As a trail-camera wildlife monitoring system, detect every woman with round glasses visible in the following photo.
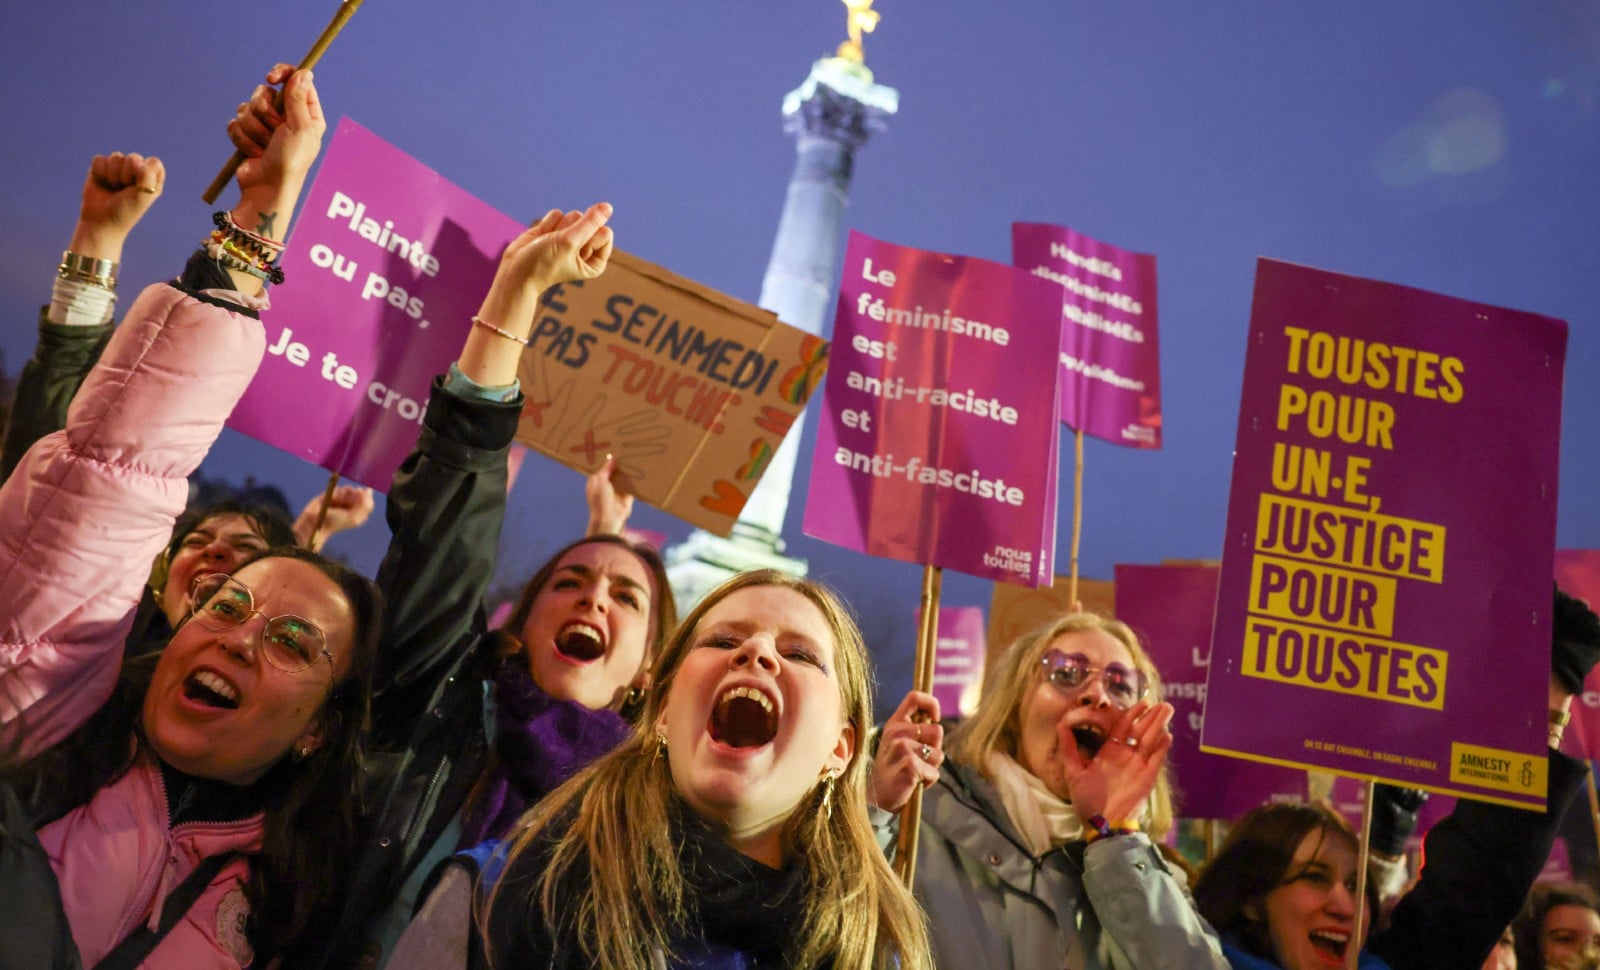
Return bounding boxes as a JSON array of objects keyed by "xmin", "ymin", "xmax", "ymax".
[
  {"xmin": 869, "ymin": 611, "xmax": 1227, "ymax": 968},
  {"xmin": 0, "ymin": 67, "xmax": 393, "ymax": 968}
]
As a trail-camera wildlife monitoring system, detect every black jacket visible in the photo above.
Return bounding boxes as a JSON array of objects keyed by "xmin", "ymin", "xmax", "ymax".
[
  {"xmin": 318, "ymin": 379, "xmax": 522, "ymax": 968},
  {"xmin": 1370, "ymin": 748, "xmax": 1589, "ymax": 970},
  {"xmin": 0, "ymin": 309, "xmax": 113, "ymax": 483}
]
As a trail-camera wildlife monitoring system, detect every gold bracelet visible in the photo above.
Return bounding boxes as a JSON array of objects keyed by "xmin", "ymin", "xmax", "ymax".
[
  {"xmin": 471, "ymin": 315, "xmax": 530, "ymax": 346},
  {"xmin": 1551, "ymin": 708, "xmax": 1572, "ymax": 727},
  {"xmin": 58, "ymin": 250, "xmax": 118, "ymax": 288}
]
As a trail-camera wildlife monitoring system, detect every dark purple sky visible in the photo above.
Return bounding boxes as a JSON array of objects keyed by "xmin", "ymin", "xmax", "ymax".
[{"xmin": 4, "ymin": 2, "xmax": 1596, "ymax": 707}]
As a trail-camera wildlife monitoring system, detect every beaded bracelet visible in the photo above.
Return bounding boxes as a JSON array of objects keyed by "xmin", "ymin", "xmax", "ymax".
[
  {"xmin": 212, "ymin": 210, "xmax": 284, "ymax": 257},
  {"xmin": 471, "ymin": 315, "xmax": 530, "ymax": 346},
  {"xmin": 203, "ymin": 241, "xmax": 286, "ymax": 285},
  {"xmin": 1085, "ymin": 815, "xmax": 1141, "ymax": 842},
  {"xmin": 204, "ymin": 228, "xmax": 279, "ymax": 266},
  {"xmin": 58, "ymin": 250, "xmax": 118, "ymax": 289}
]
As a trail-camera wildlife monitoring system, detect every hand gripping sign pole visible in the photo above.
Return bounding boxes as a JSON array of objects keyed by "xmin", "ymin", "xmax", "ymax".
[
  {"xmin": 306, "ymin": 470, "xmax": 341, "ymax": 550},
  {"xmin": 893, "ymin": 564, "xmax": 942, "ymax": 888},
  {"xmin": 202, "ymin": 0, "xmax": 365, "ymax": 204}
]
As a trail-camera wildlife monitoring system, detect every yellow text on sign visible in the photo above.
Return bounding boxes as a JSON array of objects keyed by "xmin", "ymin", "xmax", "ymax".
[
  {"xmin": 1255, "ymin": 493, "xmax": 1446, "ymax": 583},
  {"xmin": 1248, "ymin": 554, "xmax": 1397, "ymax": 637},
  {"xmin": 1241, "ymin": 617, "xmax": 1446, "ymax": 710}
]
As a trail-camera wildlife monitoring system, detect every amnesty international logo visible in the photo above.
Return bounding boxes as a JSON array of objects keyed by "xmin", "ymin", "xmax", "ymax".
[{"xmin": 1448, "ymin": 742, "xmax": 1546, "ymax": 798}]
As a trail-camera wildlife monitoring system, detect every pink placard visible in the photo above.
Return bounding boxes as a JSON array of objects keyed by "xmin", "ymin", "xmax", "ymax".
[
  {"xmin": 1013, "ymin": 223, "xmax": 1162, "ymax": 448},
  {"xmin": 803, "ymin": 231, "xmax": 1064, "ymax": 586},
  {"xmin": 229, "ymin": 118, "xmax": 525, "ymax": 489},
  {"xmin": 1115, "ymin": 564, "xmax": 1305, "ymax": 819},
  {"xmin": 1555, "ymin": 550, "xmax": 1600, "ymax": 761},
  {"xmin": 1203, "ymin": 259, "xmax": 1566, "ymax": 810},
  {"xmin": 912, "ymin": 606, "xmax": 987, "ymax": 718}
]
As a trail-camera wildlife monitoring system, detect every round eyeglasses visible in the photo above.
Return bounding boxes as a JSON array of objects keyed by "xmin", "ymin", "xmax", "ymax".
[
  {"xmin": 188, "ymin": 572, "xmax": 334, "ymax": 677},
  {"xmin": 1040, "ymin": 649, "xmax": 1148, "ymax": 709}
]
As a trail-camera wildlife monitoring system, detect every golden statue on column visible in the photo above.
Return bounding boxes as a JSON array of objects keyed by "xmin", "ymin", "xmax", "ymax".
[{"xmin": 837, "ymin": 0, "xmax": 881, "ymax": 64}]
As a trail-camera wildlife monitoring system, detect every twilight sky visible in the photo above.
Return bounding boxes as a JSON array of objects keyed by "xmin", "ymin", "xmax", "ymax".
[{"xmin": 3, "ymin": 2, "xmax": 1596, "ymax": 708}]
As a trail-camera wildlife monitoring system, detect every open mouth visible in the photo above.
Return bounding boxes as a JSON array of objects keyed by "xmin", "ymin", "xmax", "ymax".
[
  {"xmin": 554, "ymin": 622, "xmax": 606, "ymax": 662},
  {"xmin": 1071, "ymin": 724, "xmax": 1107, "ymax": 759},
  {"xmin": 183, "ymin": 670, "xmax": 240, "ymax": 710},
  {"xmin": 1309, "ymin": 929, "xmax": 1349, "ymax": 963},
  {"xmin": 708, "ymin": 685, "xmax": 778, "ymax": 749}
]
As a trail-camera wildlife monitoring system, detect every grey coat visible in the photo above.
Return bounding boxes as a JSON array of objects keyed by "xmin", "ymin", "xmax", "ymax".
[{"xmin": 879, "ymin": 761, "xmax": 1228, "ymax": 970}]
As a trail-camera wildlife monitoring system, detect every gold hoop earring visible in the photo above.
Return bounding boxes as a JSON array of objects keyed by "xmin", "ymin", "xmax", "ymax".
[{"xmin": 148, "ymin": 549, "xmax": 172, "ymax": 606}]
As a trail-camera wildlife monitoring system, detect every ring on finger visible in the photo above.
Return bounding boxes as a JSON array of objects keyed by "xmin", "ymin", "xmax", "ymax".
[
  {"xmin": 1121, "ymin": 737, "xmax": 1140, "ymax": 750},
  {"xmin": 914, "ymin": 724, "xmax": 924, "ymax": 743},
  {"xmin": 920, "ymin": 743, "xmax": 933, "ymax": 762}
]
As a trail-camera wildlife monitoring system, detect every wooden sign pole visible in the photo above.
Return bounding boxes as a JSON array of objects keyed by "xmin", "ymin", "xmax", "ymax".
[
  {"xmin": 202, "ymin": 0, "xmax": 366, "ymax": 203},
  {"xmin": 893, "ymin": 564, "xmax": 943, "ymax": 888}
]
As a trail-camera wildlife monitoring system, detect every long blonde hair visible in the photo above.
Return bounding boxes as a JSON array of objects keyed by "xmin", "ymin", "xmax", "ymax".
[
  {"xmin": 946, "ymin": 611, "xmax": 1177, "ymax": 837},
  {"xmin": 485, "ymin": 569, "xmax": 932, "ymax": 969}
]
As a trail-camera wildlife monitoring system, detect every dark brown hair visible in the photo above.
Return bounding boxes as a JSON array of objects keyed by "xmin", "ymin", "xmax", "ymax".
[
  {"xmin": 499, "ymin": 534, "xmax": 677, "ymax": 685},
  {"xmin": 1, "ymin": 545, "xmax": 382, "ymax": 964},
  {"xmin": 1512, "ymin": 881, "xmax": 1600, "ymax": 970},
  {"xmin": 1193, "ymin": 801, "xmax": 1380, "ymax": 958}
]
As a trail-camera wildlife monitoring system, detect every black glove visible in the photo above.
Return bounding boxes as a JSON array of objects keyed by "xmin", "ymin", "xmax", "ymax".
[
  {"xmin": 1553, "ymin": 585, "xmax": 1600, "ymax": 696},
  {"xmin": 1370, "ymin": 783, "xmax": 1429, "ymax": 857}
]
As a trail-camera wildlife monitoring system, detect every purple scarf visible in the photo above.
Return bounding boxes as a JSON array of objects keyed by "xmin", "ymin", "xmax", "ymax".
[{"xmin": 458, "ymin": 657, "xmax": 631, "ymax": 847}]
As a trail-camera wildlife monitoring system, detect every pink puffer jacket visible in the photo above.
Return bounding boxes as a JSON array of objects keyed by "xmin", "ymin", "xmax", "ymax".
[
  {"xmin": 0, "ymin": 279, "xmax": 269, "ymax": 967},
  {"xmin": 39, "ymin": 756, "xmax": 266, "ymax": 967}
]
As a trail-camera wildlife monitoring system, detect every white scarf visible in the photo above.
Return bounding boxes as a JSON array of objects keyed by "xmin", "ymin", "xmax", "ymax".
[{"xmin": 986, "ymin": 752, "xmax": 1082, "ymax": 855}]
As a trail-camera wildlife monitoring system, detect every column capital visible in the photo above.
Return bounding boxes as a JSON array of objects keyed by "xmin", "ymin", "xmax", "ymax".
[{"xmin": 783, "ymin": 57, "xmax": 899, "ymax": 151}]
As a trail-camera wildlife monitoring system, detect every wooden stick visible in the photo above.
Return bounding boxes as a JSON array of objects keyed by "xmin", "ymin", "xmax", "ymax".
[
  {"xmin": 1347, "ymin": 777, "xmax": 1376, "ymax": 970},
  {"xmin": 894, "ymin": 564, "xmax": 943, "ymax": 888},
  {"xmin": 1587, "ymin": 771, "xmax": 1600, "ymax": 867},
  {"xmin": 202, "ymin": 0, "xmax": 366, "ymax": 204},
  {"xmin": 307, "ymin": 470, "xmax": 340, "ymax": 551},
  {"xmin": 1067, "ymin": 429, "xmax": 1084, "ymax": 606}
]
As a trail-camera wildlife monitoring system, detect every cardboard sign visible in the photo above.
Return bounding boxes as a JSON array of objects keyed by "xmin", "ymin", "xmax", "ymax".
[
  {"xmin": 986, "ymin": 575, "xmax": 1114, "ymax": 684},
  {"xmin": 1202, "ymin": 259, "xmax": 1566, "ymax": 810},
  {"xmin": 511, "ymin": 250, "xmax": 827, "ymax": 536},
  {"xmin": 803, "ymin": 231, "xmax": 1064, "ymax": 586},
  {"xmin": 1116, "ymin": 564, "xmax": 1306, "ymax": 819},
  {"xmin": 1013, "ymin": 223, "xmax": 1162, "ymax": 448},
  {"xmin": 230, "ymin": 118, "xmax": 524, "ymax": 488}
]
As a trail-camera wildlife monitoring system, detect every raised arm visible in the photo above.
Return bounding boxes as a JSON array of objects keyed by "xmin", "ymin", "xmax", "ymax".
[
  {"xmin": 221, "ymin": 64, "xmax": 323, "ymax": 296},
  {"xmin": 0, "ymin": 152, "xmax": 165, "ymax": 482},
  {"xmin": 370, "ymin": 204, "xmax": 615, "ymax": 738},
  {"xmin": 0, "ymin": 68, "xmax": 326, "ymax": 762}
]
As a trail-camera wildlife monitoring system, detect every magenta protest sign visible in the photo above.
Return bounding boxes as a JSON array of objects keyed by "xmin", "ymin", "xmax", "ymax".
[
  {"xmin": 912, "ymin": 606, "xmax": 988, "ymax": 718},
  {"xmin": 1555, "ymin": 550, "xmax": 1600, "ymax": 761},
  {"xmin": 802, "ymin": 231, "xmax": 1063, "ymax": 586},
  {"xmin": 1012, "ymin": 223, "xmax": 1161, "ymax": 449},
  {"xmin": 1115, "ymin": 564, "xmax": 1305, "ymax": 819},
  {"xmin": 229, "ymin": 118, "xmax": 524, "ymax": 489},
  {"xmin": 1202, "ymin": 259, "xmax": 1566, "ymax": 810}
]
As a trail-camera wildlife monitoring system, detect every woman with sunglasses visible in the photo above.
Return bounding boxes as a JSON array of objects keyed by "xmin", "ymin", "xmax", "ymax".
[
  {"xmin": 869, "ymin": 611, "xmax": 1227, "ymax": 969},
  {"xmin": 0, "ymin": 66, "xmax": 390, "ymax": 968}
]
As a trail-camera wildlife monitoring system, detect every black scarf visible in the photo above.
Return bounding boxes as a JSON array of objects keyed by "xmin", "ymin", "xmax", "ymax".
[{"xmin": 485, "ymin": 797, "xmax": 819, "ymax": 969}]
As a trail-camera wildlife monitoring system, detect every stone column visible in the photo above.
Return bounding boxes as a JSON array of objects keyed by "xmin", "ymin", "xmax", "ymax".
[{"xmin": 666, "ymin": 57, "xmax": 898, "ymax": 607}]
